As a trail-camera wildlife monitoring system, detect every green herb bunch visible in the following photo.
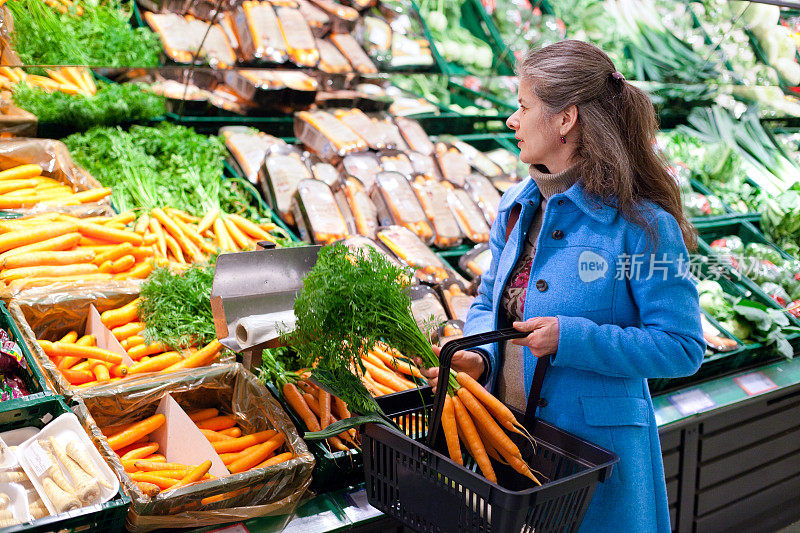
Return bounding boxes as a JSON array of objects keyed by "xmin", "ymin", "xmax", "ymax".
[
  {"xmin": 63, "ymin": 123, "xmax": 227, "ymax": 216},
  {"xmin": 138, "ymin": 262, "xmax": 217, "ymax": 350},
  {"xmin": 12, "ymin": 82, "xmax": 165, "ymax": 131},
  {"xmin": 288, "ymin": 244, "xmax": 443, "ymax": 416},
  {"xmin": 7, "ymin": 0, "xmax": 160, "ymax": 68}
]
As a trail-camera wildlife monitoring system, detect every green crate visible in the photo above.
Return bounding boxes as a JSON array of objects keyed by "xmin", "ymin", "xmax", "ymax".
[
  {"xmin": 0, "ymin": 396, "xmax": 131, "ymax": 533},
  {"xmin": 688, "ymin": 178, "xmax": 762, "ymax": 224},
  {"xmin": 460, "ymin": 0, "xmax": 516, "ymax": 75},
  {"xmin": 448, "ymin": 80, "xmax": 516, "ymax": 115},
  {"xmin": 0, "ymin": 301, "xmax": 51, "ymax": 412}
]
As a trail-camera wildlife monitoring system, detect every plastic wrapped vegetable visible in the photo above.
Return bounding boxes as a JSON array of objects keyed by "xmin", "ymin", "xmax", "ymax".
[
  {"xmin": 0, "ymin": 330, "xmax": 28, "ymax": 402},
  {"xmin": 233, "ymin": 1, "xmax": 289, "ymax": 63},
  {"xmin": 435, "ymin": 142, "xmax": 471, "ymax": 187},
  {"xmin": 407, "ymin": 151, "xmax": 439, "ymax": 178},
  {"xmin": 443, "ymin": 137, "xmax": 504, "ymax": 178},
  {"xmin": 185, "ymin": 17, "xmax": 237, "ymax": 68},
  {"xmin": 440, "ymin": 282, "xmax": 474, "ymax": 322},
  {"xmin": 292, "ymin": 179, "xmax": 350, "ymax": 244},
  {"xmin": 330, "ymin": 33, "xmax": 378, "ymax": 73},
  {"xmin": 410, "ymin": 174, "xmax": 462, "ymax": 249},
  {"xmin": 295, "ymin": 110, "xmax": 368, "ymax": 161},
  {"xmin": 376, "ymin": 225, "xmax": 453, "ymax": 284},
  {"xmin": 221, "ymin": 127, "xmax": 286, "ymax": 184},
  {"xmin": 334, "ymin": 109, "xmax": 394, "ymax": 150},
  {"xmin": 296, "ymin": 0, "xmax": 331, "ymax": 36},
  {"xmin": 371, "ymin": 171, "xmax": 433, "ymax": 244},
  {"xmin": 744, "ymin": 243, "xmax": 785, "ymax": 267},
  {"xmin": 144, "ymin": 12, "xmax": 195, "ymax": 64},
  {"xmin": 761, "ymin": 282, "xmax": 791, "ymax": 307},
  {"xmin": 316, "ymin": 38, "xmax": 353, "ymax": 73},
  {"xmin": 275, "ymin": 6, "xmax": 320, "ymax": 67},
  {"xmin": 459, "ymin": 243, "xmax": 491, "ymax": 279},
  {"xmin": 378, "ymin": 150, "xmax": 414, "ymax": 176},
  {"xmin": 304, "ymin": 155, "xmax": 341, "ymax": 186},
  {"xmin": 408, "ymin": 286, "xmax": 449, "ymax": 334},
  {"xmin": 443, "ymin": 183, "xmax": 491, "ymax": 243},
  {"xmin": 394, "ymin": 117, "xmax": 434, "ymax": 155},
  {"xmin": 341, "ymin": 152, "xmax": 381, "ymax": 190},
  {"xmin": 308, "ymin": 0, "xmax": 359, "ymax": 33},
  {"xmin": 464, "ymin": 172, "xmax": 502, "ymax": 225},
  {"xmin": 263, "ymin": 146, "xmax": 313, "ymax": 224},
  {"xmin": 337, "ymin": 235, "xmax": 403, "ymax": 268},
  {"xmin": 336, "ymin": 176, "xmax": 379, "ymax": 237},
  {"xmin": 710, "ymin": 236, "xmax": 744, "ymax": 254}
]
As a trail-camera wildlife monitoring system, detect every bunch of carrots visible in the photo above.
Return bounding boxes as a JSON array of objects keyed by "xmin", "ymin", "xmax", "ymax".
[
  {"xmin": 0, "ymin": 66, "xmax": 95, "ymax": 96},
  {"xmin": 0, "ymin": 164, "xmax": 111, "ymax": 210},
  {"xmin": 37, "ymin": 298, "xmax": 224, "ymax": 390},
  {"xmin": 356, "ymin": 342, "xmax": 424, "ymax": 397},
  {"xmin": 100, "ymin": 408, "xmax": 293, "ymax": 499}
]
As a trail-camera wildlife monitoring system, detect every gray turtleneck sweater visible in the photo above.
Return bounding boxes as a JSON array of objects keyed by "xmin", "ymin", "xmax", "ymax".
[{"xmin": 496, "ymin": 165, "xmax": 579, "ymax": 411}]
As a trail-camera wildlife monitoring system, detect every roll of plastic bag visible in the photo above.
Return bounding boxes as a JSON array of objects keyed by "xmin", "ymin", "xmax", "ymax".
[{"xmin": 234, "ymin": 311, "xmax": 296, "ymax": 346}]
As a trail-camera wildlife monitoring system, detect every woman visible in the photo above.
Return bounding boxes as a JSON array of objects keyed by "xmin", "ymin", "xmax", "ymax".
[{"xmin": 420, "ymin": 40, "xmax": 705, "ymax": 532}]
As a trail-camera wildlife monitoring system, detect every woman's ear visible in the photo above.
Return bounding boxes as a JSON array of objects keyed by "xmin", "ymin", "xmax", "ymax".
[{"xmin": 559, "ymin": 105, "xmax": 579, "ymax": 136}]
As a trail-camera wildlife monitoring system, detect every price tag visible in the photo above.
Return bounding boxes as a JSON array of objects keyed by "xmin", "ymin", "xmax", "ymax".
[
  {"xmin": 342, "ymin": 488, "xmax": 382, "ymax": 522},
  {"xmin": 282, "ymin": 511, "xmax": 341, "ymax": 533},
  {"xmin": 24, "ymin": 441, "xmax": 52, "ymax": 478},
  {"xmin": 734, "ymin": 372, "xmax": 778, "ymax": 396},
  {"xmin": 668, "ymin": 389, "xmax": 716, "ymax": 416}
]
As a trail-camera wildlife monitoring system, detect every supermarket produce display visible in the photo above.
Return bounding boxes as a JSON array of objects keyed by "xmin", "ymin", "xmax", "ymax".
[{"xmin": 1, "ymin": 0, "xmax": 800, "ymax": 531}]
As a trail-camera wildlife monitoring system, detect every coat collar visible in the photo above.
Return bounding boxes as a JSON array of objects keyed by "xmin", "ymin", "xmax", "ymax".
[{"xmin": 503, "ymin": 177, "xmax": 618, "ymax": 225}]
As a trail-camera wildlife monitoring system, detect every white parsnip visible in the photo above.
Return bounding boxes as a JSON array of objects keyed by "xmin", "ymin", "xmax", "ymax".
[
  {"xmin": 65, "ymin": 440, "xmax": 112, "ymax": 490},
  {"xmin": 29, "ymin": 498, "xmax": 48, "ymax": 519},
  {"xmin": 41, "ymin": 477, "xmax": 80, "ymax": 513},
  {"xmin": 0, "ymin": 493, "xmax": 8, "ymax": 509},
  {"xmin": 48, "ymin": 438, "xmax": 99, "ymax": 504},
  {"xmin": 37, "ymin": 440, "xmax": 75, "ymax": 496},
  {"xmin": 0, "ymin": 471, "xmax": 27, "ymax": 483}
]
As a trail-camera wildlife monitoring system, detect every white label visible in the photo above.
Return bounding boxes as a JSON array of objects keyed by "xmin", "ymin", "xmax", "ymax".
[
  {"xmin": 25, "ymin": 441, "xmax": 52, "ymax": 479},
  {"xmin": 669, "ymin": 389, "xmax": 716, "ymax": 416},
  {"xmin": 342, "ymin": 488, "xmax": 382, "ymax": 522},
  {"xmin": 734, "ymin": 372, "xmax": 777, "ymax": 396},
  {"xmin": 282, "ymin": 510, "xmax": 342, "ymax": 533}
]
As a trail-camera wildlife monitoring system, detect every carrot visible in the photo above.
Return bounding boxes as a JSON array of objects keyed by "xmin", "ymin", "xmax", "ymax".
[
  {"xmin": 115, "ymin": 259, "xmax": 154, "ymax": 280},
  {"xmin": 105, "ymin": 254, "xmax": 136, "ymax": 274},
  {"xmin": 114, "ymin": 441, "xmax": 153, "ymax": 458},
  {"xmin": 101, "ymin": 298, "xmax": 140, "ymax": 328},
  {"xmin": 363, "ymin": 360, "xmax": 412, "ymax": 392},
  {"xmin": 196, "ymin": 415, "xmax": 237, "ymax": 431},
  {"xmin": 318, "ymin": 388, "xmax": 332, "ymax": 430},
  {"xmin": 170, "ymin": 215, "xmax": 215, "ymax": 255},
  {"xmin": 456, "ymin": 387, "xmax": 523, "ymax": 461},
  {"xmin": 141, "ymin": 470, "xmax": 212, "ymax": 481},
  {"xmin": 60, "ymin": 368, "xmax": 94, "ymax": 385},
  {"xmin": 228, "ymin": 214, "xmax": 274, "ymax": 242},
  {"xmin": 111, "ymin": 322, "xmax": 145, "ymax": 341},
  {"xmin": 452, "ymin": 396, "xmax": 496, "ymax": 483},
  {"xmin": 70, "ymin": 188, "xmax": 112, "ymax": 204},
  {"xmin": 58, "ymin": 330, "xmax": 78, "ymax": 343},
  {"xmin": 442, "ymin": 394, "xmax": 463, "ymax": 465},
  {"xmin": 136, "ymin": 482, "xmax": 161, "ymax": 498},
  {"xmin": 196, "ymin": 208, "xmax": 219, "ymax": 234},
  {"xmin": 110, "ymin": 364, "xmax": 129, "ymax": 378},
  {"xmin": 127, "ymin": 341, "xmax": 166, "ymax": 361},
  {"xmin": 302, "ymin": 392, "xmax": 322, "ymax": 419},
  {"xmin": 212, "ymin": 430, "xmax": 277, "ymax": 454},
  {"xmin": 76, "ymin": 334, "xmax": 95, "ymax": 347},
  {"xmin": 129, "ymin": 472, "xmax": 177, "ymax": 490},
  {"xmin": 212, "ymin": 217, "xmax": 235, "ymax": 251},
  {"xmin": 372, "ymin": 347, "xmax": 425, "ymax": 379},
  {"xmin": 282, "ymin": 383, "xmax": 320, "ymax": 431},
  {"xmin": 167, "ymin": 460, "xmax": 212, "ymax": 491},
  {"xmin": 456, "ymin": 372, "xmax": 530, "ymax": 439},
  {"xmin": 163, "ymin": 232, "xmax": 185, "ymax": 263},
  {"xmin": 1, "ymin": 249, "xmax": 95, "ymax": 270},
  {"xmin": 200, "ymin": 429, "xmax": 233, "ymax": 443},
  {"xmin": 0, "ymin": 263, "xmax": 99, "ymax": 282},
  {"xmin": 228, "ymin": 434, "xmax": 286, "ymax": 474},
  {"xmin": 189, "ymin": 408, "xmax": 220, "ymax": 422},
  {"xmin": 128, "ymin": 351, "xmax": 183, "ymax": 374},
  {"xmin": 7, "ymin": 273, "xmax": 112, "ymax": 290},
  {"xmin": 92, "ymin": 363, "xmax": 111, "ymax": 382},
  {"xmin": 222, "ymin": 215, "xmax": 250, "ymax": 250},
  {"xmin": 150, "ymin": 208, "xmax": 200, "ymax": 261},
  {"xmin": 40, "ymin": 341, "xmax": 123, "ymax": 365},
  {"xmin": 218, "ymin": 427, "xmax": 242, "ymax": 438},
  {"xmin": 254, "ymin": 452, "xmax": 294, "ymax": 470},
  {"xmin": 134, "ymin": 214, "xmax": 150, "ymax": 235},
  {"xmin": 121, "ymin": 442, "xmax": 160, "ymax": 461},
  {"xmin": 134, "ymin": 461, "xmax": 192, "ymax": 472},
  {"xmin": 0, "ymin": 164, "xmax": 41, "ymax": 181},
  {"xmin": 121, "ymin": 336, "xmax": 145, "ymax": 350},
  {"xmin": 76, "ymin": 221, "xmax": 142, "ymax": 246},
  {"xmin": 333, "ymin": 397, "xmax": 351, "ymax": 421},
  {"xmin": 148, "ymin": 218, "xmax": 168, "ymax": 258},
  {"xmin": 92, "ymin": 242, "xmax": 133, "ymax": 265},
  {"xmin": 107, "ymin": 414, "xmax": 166, "ymax": 451},
  {"xmin": 162, "ymin": 339, "xmax": 223, "ymax": 371},
  {"xmin": 218, "ymin": 451, "xmax": 243, "ymax": 465},
  {"xmin": 0, "ymin": 232, "xmax": 81, "ymax": 261},
  {"xmin": 128, "ymin": 246, "xmax": 154, "ymax": 260},
  {"xmin": 0, "ymin": 179, "xmax": 37, "ymax": 194}
]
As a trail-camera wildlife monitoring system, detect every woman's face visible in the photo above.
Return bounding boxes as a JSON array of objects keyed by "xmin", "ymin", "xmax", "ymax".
[{"xmin": 506, "ymin": 78, "xmax": 561, "ymax": 166}]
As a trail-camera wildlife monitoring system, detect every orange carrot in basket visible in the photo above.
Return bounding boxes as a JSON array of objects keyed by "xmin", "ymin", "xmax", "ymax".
[
  {"xmin": 133, "ymin": 461, "xmax": 191, "ymax": 472},
  {"xmin": 130, "ymin": 472, "xmax": 177, "ymax": 490},
  {"xmin": 60, "ymin": 368, "xmax": 94, "ymax": 385},
  {"xmin": 371, "ymin": 347, "xmax": 425, "ymax": 379},
  {"xmin": 162, "ymin": 340, "xmax": 223, "ymax": 371},
  {"xmin": 39, "ymin": 341, "xmax": 123, "ymax": 365},
  {"xmin": 452, "ymin": 396, "xmax": 496, "ymax": 484},
  {"xmin": 196, "ymin": 416, "xmax": 237, "ymax": 431},
  {"xmin": 114, "ymin": 441, "xmax": 153, "ymax": 458},
  {"xmin": 228, "ymin": 434, "xmax": 286, "ymax": 474},
  {"xmin": 283, "ymin": 383, "xmax": 320, "ymax": 432},
  {"xmin": 442, "ymin": 394, "xmax": 462, "ymax": 466},
  {"xmin": 318, "ymin": 389, "xmax": 331, "ymax": 430},
  {"xmin": 100, "ymin": 298, "xmax": 140, "ymax": 328},
  {"xmin": 136, "ymin": 481, "xmax": 162, "ymax": 497},
  {"xmin": 456, "ymin": 372, "xmax": 529, "ymax": 438},
  {"xmin": 0, "ymin": 263, "xmax": 99, "ymax": 282},
  {"xmin": 127, "ymin": 352, "xmax": 183, "ymax": 375},
  {"xmin": 218, "ymin": 427, "xmax": 242, "ymax": 438},
  {"xmin": 456, "ymin": 387, "xmax": 522, "ymax": 460},
  {"xmin": 121, "ymin": 336, "xmax": 145, "ymax": 350},
  {"xmin": 2, "ymin": 249, "xmax": 95, "ymax": 269},
  {"xmin": 200, "ymin": 429, "xmax": 233, "ymax": 443},
  {"xmin": 0, "ymin": 232, "xmax": 81, "ymax": 262},
  {"xmin": 212, "ymin": 430, "xmax": 277, "ymax": 454},
  {"xmin": 107, "ymin": 414, "xmax": 166, "ymax": 451},
  {"xmin": 91, "ymin": 363, "xmax": 111, "ymax": 382},
  {"xmin": 127, "ymin": 342, "xmax": 166, "ymax": 361},
  {"xmin": 111, "ymin": 322, "xmax": 145, "ymax": 341},
  {"xmin": 188, "ymin": 408, "xmax": 219, "ymax": 422},
  {"xmin": 58, "ymin": 330, "xmax": 78, "ymax": 343},
  {"xmin": 254, "ymin": 452, "xmax": 294, "ymax": 469},
  {"xmin": 91, "ymin": 243, "xmax": 134, "ymax": 266},
  {"xmin": 120, "ymin": 442, "xmax": 160, "ymax": 461},
  {"xmin": 76, "ymin": 221, "xmax": 142, "ymax": 246},
  {"xmin": 167, "ymin": 460, "xmax": 213, "ymax": 490}
]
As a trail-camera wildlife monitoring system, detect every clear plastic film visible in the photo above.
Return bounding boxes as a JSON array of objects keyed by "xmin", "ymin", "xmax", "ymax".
[
  {"xmin": 0, "ymin": 137, "xmax": 113, "ymax": 217},
  {"xmin": 378, "ymin": 149, "xmax": 414, "ymax": 176},
  {"xmin": 394, "ymin": 117, "xmax": 433, "ymax": 156},
  {"xmin": 376, "ymin": 225, "xmax": 458, "ymax": 285},
  {"xmin": 143, "ymin": 12, "xmax": 196, "ymax": 64},
  {"xmin": 464, "ymin": 172, "xmax": 502, "ymax": 225},
  {"xmin": 335, "ymin": 176, "xmax": 379, "ymax": 237},
  {"xmin": 275, "ymin": 6, "xmax": 320, "ymax": 67},
  {"xmin": 340, "ymin": 151, "xmax": 381, "ymax": 190},
  {"xmin": 294, "ymin": 110, "xmax": 368, "ymax": 162},
  {"xmin": 439, "ymin": 281, "xmax": 475, "ymax": 322},
  {"xmin": 262, "ymin": 146, "xmax": 312, "ymax": 224},
  {"xmin": 291, "ymin": 179, "xmax": 350, "ymax": 244},
  {"xmin": 434, "ymin": 142, "xmax": 471, "ymax": 188},
  {"xmin": 410, "ymin": 174, "xmax": 462, "ymax": 249},
  {"xmin": 221, "ymin": 127, "xmax": 286, "ymax": 185},
  {"xmin": 295, "ymin": 0, "xmax": 330, "ymax": 36},
  {"xmin": 184, "ymin": 17, "xmax": 238, "ymax": 68},
  {"xmin": 315, "ymin": 37, "xmax": 354, "ymax": 73},
  {"xmin": 408, "ymin": 285, "xmax": 448, "ymax": 337},
  {"xmin": 443, "ymin": 137, "xmax": 505, "ymax": 178},
  {"xmin": 371, "ymin": 171, "xmax": 433, "ymax": 244},
  {"xmin": 329, "ymin": 32, "xmax": 378, "ymax": 73},
  {"xmin": 233, "ymin": 1, "xmax": 289, "ymax": 64},
  {"xmin": 444, "ymin": 185, "xmax": 491, "ymax": 243},
  {"xmin": 0, "ymin": 101, "xmax": 37, "ymax": 138},
  {"xmin": 458, "ymin": 243, "xmax": 491, "ymax": 280},
  {"xmin": 71, "ymin": 363, "xmax": 314, "ymax": 532},
  {"xmin": 333, "ymin": 109, "xmax": 394, "ymax": 151}
]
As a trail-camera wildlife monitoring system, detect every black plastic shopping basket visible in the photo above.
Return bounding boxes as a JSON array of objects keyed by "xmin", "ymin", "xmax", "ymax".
[{"xmin": 361, "ymin": 328, "xmax": 620, "ymax": 533}]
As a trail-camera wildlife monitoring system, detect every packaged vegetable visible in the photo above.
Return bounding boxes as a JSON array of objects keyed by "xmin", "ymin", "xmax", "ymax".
[
  {"xmin": 710, "ymin": 236, "xmax": 745, "ymax": 254},
  {"xmin": 304, "ymin": 155, "xmax": 341, "ymax": 186},
  {"xmin": 337, "ymin": 235, "xmax": 403, "ymax": 268},
  {"xmin": 335, "ymin": 176, "xmax": 379, "ymax": 237},
  {"xmin": 434, "ymin": 142, "xmax": 471, "ymax": 187},
  {"xmin": 308, "ymin": 0, "xmax": 359, "ymax": 33},
  {"xmin": 744, "ymin": 242, "xmax": 785, "ymax": 267},
  {"xmin": 442, "ymin": 137, "xmax": 504, "ymax": 178},
  {"xmin": 275, "ymin": 6, "xmax": 320, "ymax": 67},
  {"xmin": 295, "ymin": 0, "xmax": 331, "ymax": 36},
  {"xmin": 408, "ymin": 285, "xmax": 448, "ymax": 335},
  {"xmin": 225, "ymin": 70, "xmax": 317, "ymax": 109},
  {"xmin": 376, "ymin": 225, "xmax": 453, "ymax": 284},
  {"xmin": 439, "ymin": 282, "xmax": 474, "ymax": 321},
  {"xmin": 394, "ymin": 117, "xmax": 434, "ymax": 155},
  {"xmin": 378, "ymin": 149, "xmax": 414, "ymax": 176},
  {"xmin": 444, "ymin": 183, "xmax": 491, "ymax": 243},
  {"xmin": 459, "ymin": 243, "xmax": 491, "ymax": 279},
  {"xmin": 329, "ymin": 33, "xmax": 378, "ymax": 73},
  {"xmin": 464, "ymin": 172, "xmax": 502, "ymax": 225},
  {"xmin": 407, "ymin": 151, "xmax": 439, "ymax": 177},
  {"xmin": 761, "ymin": 282, "xmax": 792, "ymax": 307},
  {"xmin": 435, "ymin": 319, "xmax": 464, "ymax": 346},
  {"xmin": 343, "ymin": 0, "xmax": 377, "ymax": 11},
  {"xmin": 221, "ymin": 127, "xmax": 286, "ymax": 185},
  {"xmin": 316, "ymin": 38, "xmax": 353, "ymax": 73},
  {"xmin": 262, "ymin": 146, "xmax": 313, "ymax": 224},
  {"xmin": 185, "ymin": 17, "xmax": 238, "ymax": 68},
  {"xmin": 233, "ymin": 1, "xmax": 289, "ymax": 64},
  {"xmin": 371, "ymin": 171, "xmax": 433, "ymax": 243},
  {"xmin": 359, "ymin": 16, "xmax": 392, "ymax": 65},
  {"xmin": 291, "ymin": 179, "xmax": 350, "ymax": 244},
  {"xmin": 410, "ymin": 174, "xmax": 462, "ymax": 249},
  {"xmin": 295, "ymin": 110, "xmax": 369, "ymax": 162},
  {"xmin": 333, "ymin": 109, "xmax": 394, "ymax": 151},
  {"xmin": 143, "ymin": 12, "xmax": 195, "ymax": 64},
  {"xmin": 341, "ymin": 152, "xmax": 381, "ymax": 190}
]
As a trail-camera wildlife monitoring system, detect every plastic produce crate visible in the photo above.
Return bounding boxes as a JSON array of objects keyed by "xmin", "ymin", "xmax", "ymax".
[
  {"xmin": 688, "ymin": 179, "xmax": 762, "ymax": 226},
  {"xmin": 267, "ymin": 382, "xmax": 433, "ymax": 493},
  {"xmin": 0, "ymin": 396, "xmax": 130, "ymax": 533},
  {"xmin": 0, "ymin": 301, "xmax": 51, "ymax": 413}
]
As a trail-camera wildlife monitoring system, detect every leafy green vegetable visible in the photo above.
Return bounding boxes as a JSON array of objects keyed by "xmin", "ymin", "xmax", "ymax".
[
  {"xmin": 6, "ymin": 0, "xmax": 160, "ymax": 68},
  {"xmin": 63, "ymin": 123, "xmax": 227, "ymax": 215},
  {"xmin": 287, "ymin": 244, "xmax": 441, "ymax": 416},
  {"xmin": 12, "ymin": 81, "xmax": 165, "ymax": 130},
  {"xmin": 139, "ymin": 262, "xmax": 217, "ymax": 350}
]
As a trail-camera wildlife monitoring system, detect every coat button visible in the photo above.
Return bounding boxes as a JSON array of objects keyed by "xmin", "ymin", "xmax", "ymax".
[
  {"xmin": 538, "ymin": 398, "xmax": 548, "ymax": 407},
  {"xmin": 528, "ymin": 200, "xmax": 535, "ymax": 207},
  {"xmin": 536, "ymin": 279, "xmax": 548, "ymax": 292},
  {"xmin": 557, "ymin": 199, "xmax": 565, "ymax": 206},
  {"xmin": 552, "ymin": 229, "xmax": 564, "ymax": 240}
]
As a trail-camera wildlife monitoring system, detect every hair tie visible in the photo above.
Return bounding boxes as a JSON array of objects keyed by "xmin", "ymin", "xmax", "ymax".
[{"xmin": 610, "ymin": 71, "xmax": 625, "ymax": 81}]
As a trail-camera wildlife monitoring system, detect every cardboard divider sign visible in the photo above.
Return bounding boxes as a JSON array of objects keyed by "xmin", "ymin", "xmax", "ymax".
[
  {"xmin": 150, "ymin": 394, "xmax": 229, "ymax": 477},
  {"xmin": 87, "ymin": 304, "xmax": 135, "ymax": 367}
]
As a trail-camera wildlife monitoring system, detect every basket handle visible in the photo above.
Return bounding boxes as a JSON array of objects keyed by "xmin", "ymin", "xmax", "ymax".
[{"xmin": 427, "ymin": 327, "xmax": 542, "ymax": 451}]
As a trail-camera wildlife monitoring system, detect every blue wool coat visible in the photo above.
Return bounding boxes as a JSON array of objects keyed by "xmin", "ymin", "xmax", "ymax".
[{"xmin": 463, "ymin": 177, "xmax": 705, "ymax": 532}]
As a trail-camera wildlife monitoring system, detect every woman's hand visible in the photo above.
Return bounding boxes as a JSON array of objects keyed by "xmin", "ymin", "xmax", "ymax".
[
  {"xmin": 512, "ymin": 317, "xmax": 560, "ymax": 357},
  {"xmin": 414, "ymin": 346, "xmax": 485, "ymax": 392}
]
